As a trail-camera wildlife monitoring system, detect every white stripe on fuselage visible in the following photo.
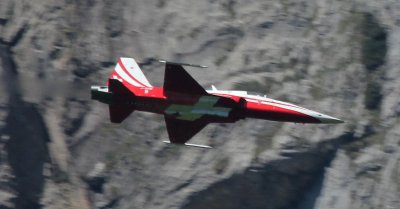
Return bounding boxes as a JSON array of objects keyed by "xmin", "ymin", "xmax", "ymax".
[{"xmin": 207, "ymin": 89, "xmax": 323, "ymax": 119}]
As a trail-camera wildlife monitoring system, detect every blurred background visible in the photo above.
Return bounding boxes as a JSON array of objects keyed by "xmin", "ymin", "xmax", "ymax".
[{"xmin": 0, "ymin": 0, "xmax": 399, "ymax": 209}]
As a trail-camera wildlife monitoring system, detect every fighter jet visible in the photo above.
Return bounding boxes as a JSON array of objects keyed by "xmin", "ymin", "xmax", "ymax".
[{"xmin": 91, "ymin": 57, "xmax": 343, "ymax": 148}]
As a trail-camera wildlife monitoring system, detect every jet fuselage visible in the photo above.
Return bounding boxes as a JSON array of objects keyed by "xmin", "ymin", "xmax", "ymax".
[
  {"xmin": 91, "ymin": 57, "xmax": 343, "ymax": 145},
  {"xmin": 92, "ymin": 85, "xmax": 342, "ymax": 124}
]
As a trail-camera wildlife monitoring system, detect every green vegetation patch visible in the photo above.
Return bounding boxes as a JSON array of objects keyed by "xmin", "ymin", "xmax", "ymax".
[
  {"xmin": 214, "ymin": 156, "xmax": 230, "ymax": 174},
  {"xmin": 361, "ymin": 13, "xmax": 387, "ymax": 72},
  {"xmin": 364, "ymin": 80, "xmax": 382, "ymax": 110},
  {"xmin": 233, "ymin": 77, "xmax": 276, "ymax": 94},
  {"xmin": 343, "ymin": 131, "xmax": 385, "ymax": 159},
  {"xmin": 253, "ymin": 125, "xmax": 279, "ymax": 158},
  {"xmin": 359, "ymin": 12, "xmax": 387, "ymax": 111}
]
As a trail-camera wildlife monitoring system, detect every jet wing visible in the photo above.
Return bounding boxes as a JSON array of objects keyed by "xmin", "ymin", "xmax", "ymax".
[
  {"xmin": 163, "ymin": 63, "xmax": 207, "ymax": 96},
  {"xmin": 164, "ymin": 116, "xmax": 208, "ymax": 144}
]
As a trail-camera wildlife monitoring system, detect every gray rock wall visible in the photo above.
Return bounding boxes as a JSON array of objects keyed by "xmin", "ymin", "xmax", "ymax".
[{"xmin": 0, "ymin": 0, "xmax": 399, "ymax": 209}]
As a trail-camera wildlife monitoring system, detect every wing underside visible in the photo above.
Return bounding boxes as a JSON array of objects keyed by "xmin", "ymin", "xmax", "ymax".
[
  {"xmin": 163, "ymin": 63, "xmax": 207, "ymax": 95},
  {"xmin": 164, "ymin": 117, "xmax": 208, "ymax": 144}
]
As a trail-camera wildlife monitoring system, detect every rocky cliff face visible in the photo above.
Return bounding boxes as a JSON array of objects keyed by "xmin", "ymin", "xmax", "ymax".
[{"xmin": 0, "ymin": 0, "xmax": 399, "ymax": 209}]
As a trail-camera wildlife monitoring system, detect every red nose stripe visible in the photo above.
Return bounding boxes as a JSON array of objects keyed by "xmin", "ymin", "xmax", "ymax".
[{"xmin": 246, "ymin": 102, "xmax": 321, "ymax": 123}]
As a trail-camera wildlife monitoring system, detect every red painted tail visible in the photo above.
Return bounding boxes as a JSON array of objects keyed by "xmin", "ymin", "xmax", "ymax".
[{"xmin": 108, "ymin": 57, "xmax": 153, "ymax": 96}]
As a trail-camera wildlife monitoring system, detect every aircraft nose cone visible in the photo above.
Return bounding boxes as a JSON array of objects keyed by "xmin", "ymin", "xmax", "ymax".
[{"xmin": 317, "ymin": 114, "xmax": 344, "ymax": 124}]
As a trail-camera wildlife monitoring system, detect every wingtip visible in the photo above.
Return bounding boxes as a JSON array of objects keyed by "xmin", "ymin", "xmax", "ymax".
[
  {"xmin": 158, "ymin": 60, "xmax": 208, "ymax": 68},
  {"xmin": 162, "ymin": 141, "xmax": 212, "ymax": 149}
]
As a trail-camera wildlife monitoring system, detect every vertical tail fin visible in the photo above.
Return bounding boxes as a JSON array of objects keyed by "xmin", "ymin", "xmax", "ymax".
[{"xmin": 109, "ymin": 57, "xmax": 152, "ymax": 95}]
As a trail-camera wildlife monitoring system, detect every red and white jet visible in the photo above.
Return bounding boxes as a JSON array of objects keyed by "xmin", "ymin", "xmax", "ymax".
[{"xmin": 91, "ymin": 57, "xmax": 343, "ymax": 147}]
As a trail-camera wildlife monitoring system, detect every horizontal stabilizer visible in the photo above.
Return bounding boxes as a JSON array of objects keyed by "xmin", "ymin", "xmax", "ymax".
[
  {"xmin": 108, "ymin": 79, "xmax": 136, "ymax": 123},
  {"xmin": 109, "ymin": 104, "xmax": 134, "ymax": 123}
]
